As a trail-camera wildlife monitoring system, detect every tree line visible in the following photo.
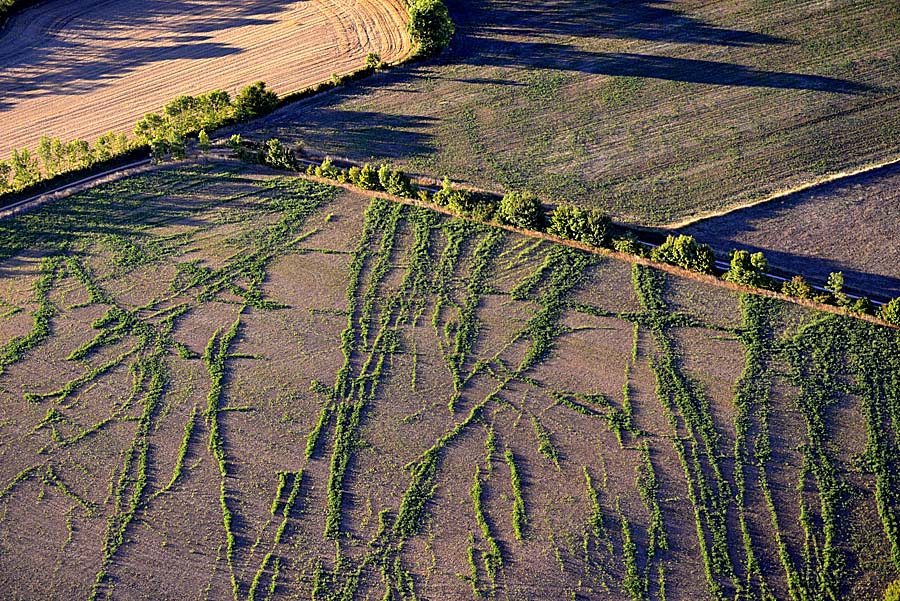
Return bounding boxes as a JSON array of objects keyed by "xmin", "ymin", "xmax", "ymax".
[{"xmin": 260, "ymin": 149, "xmax": 900, "ymax": 327}]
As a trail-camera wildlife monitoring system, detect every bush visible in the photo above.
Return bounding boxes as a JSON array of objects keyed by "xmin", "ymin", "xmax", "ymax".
[
  {"xmin": 884, "ymin": 579, "xmax": 900, "ymax": 601},
  {"xmin": 781, "ymin": 275, "xmax": 813, "ymax": 300},
  {"xmin": 612, "ymin": 234, "xmax": 647, "ymax": 257},
  {"xmin": 315, "ymin": 158, "xmax": 342, "ymax": 180},
  {"xmin": 350, "ymin": 163, "xmax": 381, "ymax": 190},
  {"xmin": 407, "ymin": 0, "xmax": 455, "ymax": 57},
  {"xmin": 650, "ymin": 234, "xmax": 715, "ymax": 274},
  {"xmin": 234, "ymin": 81, "xmax": 279, "ymax": 121},
  {"xmin": 378, "ymin": 164, "xmax": 415, "ymax": 197},
  {"xmin": 825, "ymin": 271, "xmax": 851, "ymax": 307},
  {"xmin": 880, "ymin": 298, "xmax": 900, "ymax": 326},
  {"xmin": 198, "ymin": 130, "xmax": 210, "ymax": 153},
  {"xmin": 497, "ymin": 191, "xmax": 545, "ymax": 230},
  {"xmin": 548, "ymin": 204, "xmax": 612, "ymax": 247},
  {"xmin": 365, "ymin": 52, "xmax": 383, "ymax": 70},
  {"xmin": 264, "ymin": 138, "xmax": 296, "ymax": 170},
  {"xmin": 723, "ymin": 249, "xmax": 769, "ymax": 287}
]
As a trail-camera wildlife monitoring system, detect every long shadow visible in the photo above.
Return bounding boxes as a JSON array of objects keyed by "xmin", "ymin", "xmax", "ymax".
[
  {"xmin": 0, "ymin": 0, "xmax": 299, "ymax": 111},
  {"xmin": 680, "ymin": 162, "xmax": 900, "ymax": 299},
  {"xmin": 459, "ymin": 0, "xmax": 789, "ymax": 47},
  {"xmin": 245, "ymin": 76, "xmax": 440, "ymax": 160},
  {"xmin": 458, "ymin": 45, "xmax": 873, "ymax": 94}
]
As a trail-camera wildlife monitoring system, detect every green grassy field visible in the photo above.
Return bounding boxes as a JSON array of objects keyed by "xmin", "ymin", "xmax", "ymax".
[
  {"xmin": 245, "ymin": 0, "xmax": 900, "ymax": 225},
  {"xmin": 0, "ymin": 160, "xmax": 898, "ymax": 600}
]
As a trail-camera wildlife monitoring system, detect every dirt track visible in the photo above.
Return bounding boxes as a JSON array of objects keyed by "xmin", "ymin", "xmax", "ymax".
[{"xmin": 0, "ymin": 0, "xmax": 410, "ymax": 158}]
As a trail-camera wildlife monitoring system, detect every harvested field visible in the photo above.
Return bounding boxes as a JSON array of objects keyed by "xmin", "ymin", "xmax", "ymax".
[
  {"xmin": 0, "ymin": 159, "xmax": 898, "ymax": 600},
  {"xmin": 245, "ymin": 0, "xmax": 900, "ymax": 224},
  {"xmin": 0, "ymin": 0, "xmax": 410, "ymax": 157},
  {"xmin": 681, "ymin": 161, "xmax": 900, "ymax": 298}
]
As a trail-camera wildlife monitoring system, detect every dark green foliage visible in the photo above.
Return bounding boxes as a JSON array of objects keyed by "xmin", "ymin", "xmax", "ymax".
[
  {"xmin": 781, "ymin": 275, "xmax": 813, "ymax": 299},
  {"xmin": 885, "ymin": 579, "xmax": 900, "ymax": 601},
  {"xmin": 234, "ymin": 81, "xmax": 279, "ymax": 121},
  {"xmin": 365, "ymin": 52, "xmax": 383, "ymax": 70},
  {"xmin": 880, "ymin": 298, "xmax": 900, "ymax": 326},
  {"xmin": 407, "ymin": 0, "xmax": 455, "ymax": 57},
  {"xmin": 723, "ymin": 249, "xmax": 769, "ymax": 287},
  {"xmin": 497, "ymin": 191, "xmax": 545, "ymax": 229},
  {"xmin": 547, "ymin": 203, "xmax": 611, "ymax": 247},
  {"xmin": 349, "ymin": 163, "xmax": 381, "ymax": 190},
  {"xmin": 378, "ymin": 163, "xmax": 416, "ymax": 197},
  {"xmin": 650, "ymin": 234, "xmax": 715, "ymax": 274},
  {"xmin": 264, "ymin": 138, "xmax": 297, "ymax": 170}
]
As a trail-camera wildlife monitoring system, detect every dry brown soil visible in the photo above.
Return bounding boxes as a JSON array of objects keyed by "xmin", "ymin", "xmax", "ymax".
[{"xmin": 0, "ymin": 0, "xmax": 410, "ymax": 157}]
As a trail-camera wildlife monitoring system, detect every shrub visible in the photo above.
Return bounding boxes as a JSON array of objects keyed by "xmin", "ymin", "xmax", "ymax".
[
  {"xmin": 885, "ymin": 579, "xmax": 900, "ymax": 601},
  {"xmin": 0, "ymin": 161, "xmax": 10, "ymax": 193},
  {"xmin": 781, "ymin": 275, "xmax": 813, "ymax": 300},
  {"xmin": 378, "ymin": 164, "xmax": 415, "ymax": 197},
  {"xmin": 352, "ymin": 163, "xmax": 381, "ymax": 190},
  {"xmin": 10, "ymin": 148, "xmax": 41, "ymax": 188},
  {"xmin": 612, "ymin": 234, "xmax": 647, "ymax": 257},
  {"xmin": 198, "ymin": 130, "xmax": 210, "ymax": 152},
  {"xmin": 650, "ymin": 234, "xmax": 715, "ymax": 274},
  {"xmin": 547, "ymin": 204, "xmax": 611, "ymax": 247},
  {"xmin": 264, "ymin": 138, "xmax": 296, "ymax": 170},
  {"xmin": 880, "ymin": 298, "xmax": 900, "ymax": 326},
  {"xmin": 497, "ymin": 191, "xmax": 545, "ymax": 230},
  {"xmin": 365, "ymin": 52, "xmax": 383, "ymax": 70},
  {"xmin": 825, "ymin": 271, "xmax": 851, "ymax": 307},
  {"xmin": 315, "ymin": 158, "xmax": 342, "ymax": 180},
  {"xmin": 407, "ymin": 0, "xmax": 455, "ymax": 57},
  {"xmin": 234, "ymin": 81, "xmax": 279, "ymax": 121},
  {"xmin": 723, "ymin": 249, "xmax": 769, "ymax": 287}
]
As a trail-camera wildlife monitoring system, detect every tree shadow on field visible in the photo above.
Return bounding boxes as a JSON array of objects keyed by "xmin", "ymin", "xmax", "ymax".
[
  {"xmin": 251, "ymin": 80, "xmax": 440, "ymax": 162},
  {"xmin": 0, "ymin": 0, "xmax": 300, "ymax": 111},
  {"xmin": 680, "ymin": 162, "xmax": 900, "ymax": 300},
  {"xmin": 445, "ymin": 0, "xmax": 873, "ymax": 94}
]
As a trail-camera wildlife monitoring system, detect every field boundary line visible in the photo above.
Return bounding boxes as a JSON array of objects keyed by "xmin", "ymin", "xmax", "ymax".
[
  {"xmin": 269, "ymin": 160, "xmax": 900, "ymax": 330},
  {"xmin": 663, "ymin": 154, "xmax": 900, "ymax": 230}
]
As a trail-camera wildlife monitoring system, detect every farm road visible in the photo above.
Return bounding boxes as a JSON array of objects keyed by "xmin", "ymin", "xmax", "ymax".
[{"xmin": 0, "ymin": 0, "xmax": 410, "ymax": 157}]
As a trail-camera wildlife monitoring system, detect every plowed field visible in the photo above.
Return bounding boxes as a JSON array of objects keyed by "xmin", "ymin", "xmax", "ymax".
[
  {"xmin": 0, "ymin": 0, "xmax": 410, "ymax": 157},
  {"xmin": 0, "ymin": 159, "xmax": 898, "ymax": 600}
]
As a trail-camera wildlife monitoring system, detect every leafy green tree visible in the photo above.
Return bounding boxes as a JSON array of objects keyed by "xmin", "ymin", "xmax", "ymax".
[
  {"xmin": 264, "ymin": 138, "xmax": 295, "ymax": 170},
  {"xmin": 0, "ymin": 161, "xmax": 11, "ymax": 193},
  {"xmin": 781, "ymin": 275, "xmax": 813, "ymax": 300},
  {"xmin": 431, "ymin": 176, "xmax": 454, "ymax": 206},
  {"xmin": 365, "ymin": 52, "xmax": 383, "ymax": 70},
  {"xmin": 886, "ymin": 579, "xmax": 900, "ymax": 601},
  {"xmin": 234, "ymin": 81, "xmax": 279, "ymax": 121},
  {"xmin": 65, "ymin": 140, "xmax": 94, "ymax": 170},
  {"xmin": 407, "ymin": 0, "xmax": 455, "ymax": 57},
  {"xmin": 880, "ymin": 298, "xmax": 900, "ymax": 326},
  {"xmin": 198, "ymin": 130, "xmax": 210, "ymax": 153},
  {"xmin": 497, "ymin": 191, "xmax": 545, "ymax": 229},
  {"xmin": 315, "ymin": 158, "xmax": 341, "ymax": 180},
  {"xmin": 134, "ymin": 112, "xmax": 168, "ymax": 144},
  {"xmin": 384, "ymin": 169, "xmax": 415, "ymax": 197},
  {"xmin": 10, "ymin": 148, "xmax": 41, "ymax": 188},
  {"xmin": 227, "ymin": 134, "xmax": 243, "ymax": 151},
  {"xmin": 651, "ymin": 234, "xmax": 715, "ymax": 274},
  {"xmin": 168, "ymin": 133, "xmax": 186, "ymax": 160},
  {"xmin": 723, "ymin": 249, "xmax": 768, "ymax": 287},
  {"xmin": 825, "ymin": 271, "xmax": 851, "ymax": 307},
  {"xmin": 355, "ymin": 163, "xmax": 381, "ymax": 190},
  {"xmin": 36, "ymin": 136, "xmax": 60, "ymax": 178},
  {"xmin": 548, "ymin": 204, "xmax": 611, "ymax": 247}
]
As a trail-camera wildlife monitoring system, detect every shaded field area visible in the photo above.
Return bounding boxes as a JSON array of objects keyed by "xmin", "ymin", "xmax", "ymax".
[
  {"xmin": 0, "ymin": 0, "xmax": 410, "ymax": 157},
  {"xmin": 0, "ymin": 160, "xmax": 899, "ymax": 600},
  {"xmin": 681, "ymin": 161, "xmax": 900, "ymax": 299},
  {"xmin": 245, "ymin": 0, "xmax": 900, "ymax": 224}
]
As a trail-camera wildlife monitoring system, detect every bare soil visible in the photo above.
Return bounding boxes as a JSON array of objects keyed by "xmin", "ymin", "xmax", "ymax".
[{"xmin": 0, "ymin": 0, "xmax": 410, "ymax": 157}]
